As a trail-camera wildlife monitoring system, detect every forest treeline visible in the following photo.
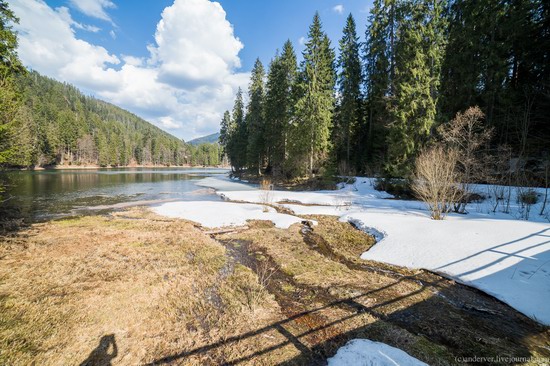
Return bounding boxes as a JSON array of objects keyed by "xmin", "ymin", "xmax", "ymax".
[
  {"xmin": 2, "ymin": 70, "xmax": 220, "ymax": 168},
  {"xmin": 220, "ymin": 0, "xmax": 550, "ymax": 180},
  {"xmin": 0, "ymin": 1, "xmax": 219, "ymax": 169}
]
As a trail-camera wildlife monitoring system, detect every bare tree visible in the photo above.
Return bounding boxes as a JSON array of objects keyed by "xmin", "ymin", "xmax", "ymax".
[
  {"xmin": 76, "ymin": 134, "xmax": 97, "ymax": 165},
  {"xmin": 540, "ymin": 160, "xmax": 549, "ymax": 217},
  {"xmin": 438, "ymin": 106, "xmax": 493, "ymax": 213},
  {"xmin": 486, "ymin": 145, "xmax": 513, "ymax": 214},
  {"xmin": 412, "ymin": 146, "xmax": 463, "ymax": 220}
]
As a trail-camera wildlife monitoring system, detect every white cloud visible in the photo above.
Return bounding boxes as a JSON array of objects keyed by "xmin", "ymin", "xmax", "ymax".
[
  {"xmin": 159, "ymin": 116, "xmax": 182, "ymax": 130},
  {"xmin": 122, "ymin": 55, "xmax": 143, "ymax": 66},
  {"xmin": 109, "ymin": 29, "xmax": 116, "ymax": 39},
  {"xmin": 153, "ymin": 0, "xmax": 244, "ymax": 89},
  {"xmin": 56, "ymin": 6, "xmax": 101, "ymax": 32},
  {"xmin": 12, "ymin": 0, "xmax": 121, "ymax": 91},
  {"xmin": 69, "ymin": 0, "xmax": 116, "ymax": 22},
  {"xmin": 11, "ymin": 0, "xmax": 249, "ymax": 140},
  {"xmin": 332, "ymin": 4, "xmax": 344, "ymax": 14},
  {"xmin": 298, "ymin": 36, "xmax": 306, "ymax": 45}
]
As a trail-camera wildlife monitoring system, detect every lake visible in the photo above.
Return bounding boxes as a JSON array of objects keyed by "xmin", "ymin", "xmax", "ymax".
[{"xmin": 0, "ymin": 168, "xmax": 230, "ymax": 221}]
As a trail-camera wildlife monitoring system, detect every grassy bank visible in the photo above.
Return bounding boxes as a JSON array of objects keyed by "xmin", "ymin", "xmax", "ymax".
[
  {"xmin": 0, "ymin": 210, "xmax": 548, "ymax": 365},
  {"xmin": 0, "ymin": 209, "xmax": 285, "ymax": 365}
]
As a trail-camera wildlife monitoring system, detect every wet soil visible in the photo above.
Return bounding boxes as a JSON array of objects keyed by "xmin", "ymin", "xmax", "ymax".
[{"xmin": 210, "ymin": 219, "xmax": 550, "ymax": 366}]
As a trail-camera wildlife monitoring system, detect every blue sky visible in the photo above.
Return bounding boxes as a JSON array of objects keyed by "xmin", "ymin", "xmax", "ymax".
[{"xmin": 10, "ymin": 0, "xmax": 373, "ymax": 140}]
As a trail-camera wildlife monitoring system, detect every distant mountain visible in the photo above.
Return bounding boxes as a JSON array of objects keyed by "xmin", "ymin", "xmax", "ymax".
[{"xmin": 187, "ymin": 132, "xmax": 220, "ymax": 146}]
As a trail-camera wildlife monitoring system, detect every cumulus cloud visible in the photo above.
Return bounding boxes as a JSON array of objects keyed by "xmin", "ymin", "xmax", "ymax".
[
  {"xmin": 11, "ymin": 0, "xmax": 249, "ymax": 140},
  {"xmin": 159, "ymin": 116, "xmax": 182, "ymax": 130},
  {"xmin": 12, "ymin": 0, "xmax": 121, "ymax": 91},
  {"xmin": 56, "ymin": 6, "xmax": 101, "ymax": 32},
  {"xmin": 332, "ymin": 4, "xmax": 344, "ymax": 14},
  {"xmin": 69, "ymin": 0, "xmax": 116, "ymax": 22},
  {"xmin": 154, "ymin": 0, "xmax": 244, "ymax": 89}
]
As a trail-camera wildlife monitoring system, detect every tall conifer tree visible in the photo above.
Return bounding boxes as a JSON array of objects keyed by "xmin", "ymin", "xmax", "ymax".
[
  {"xmin": 292, "ymin": 13, "xmax": 336, "ymax": 177},
  {"xmin": 219, "ymin": 110, "xmax": 231, "ymax": 157},
  {"xmin": 385, "ymin": 0, "xmax": 445, "ymax": 177},
  {"xmin": 0, "ymin": 0, "xmax": 25, "ymax": 167},
  {"xmin": 246, "ymin": 59, "xmax": 266, "ymax": 174},
  {"xmin": 265, "ymin": 40, "xmax": 297, "ymax": 177},
  {"xmin": 335, "ymin": 14, "xmax": 362, "ymax": 173},
  {"xmin": 228, "ymin": 88, "xmax": 247, "ymax": 172},
  {"xmin": 364, "ymin": 0, "xmax": 395, "ymax": 168}
]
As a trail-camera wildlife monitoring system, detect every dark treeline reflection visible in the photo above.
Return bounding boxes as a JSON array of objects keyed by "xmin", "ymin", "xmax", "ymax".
[{"xmin": 0, "ymin": 168, "xmax": 228, "ymax": 222}]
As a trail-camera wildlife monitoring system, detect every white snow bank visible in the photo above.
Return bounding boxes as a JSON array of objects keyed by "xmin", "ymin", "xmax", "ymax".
[
  {"xmin": 345, "ymin": 211, "xmax": 550, "ymax": 325},
  {"xmin": 152, "ymin": 201, "xmax": 308, "ymax": 229},
  {"xmin": 198, "ymin": 177, "xmax": 394, "ymax": 207},
  {"xmin": 173, "ymin": 175, "xmax": 550, "ymax": 324},
  {"xmin": 327, "ymin": 339, "xmax": 427, "ymax": 366}
]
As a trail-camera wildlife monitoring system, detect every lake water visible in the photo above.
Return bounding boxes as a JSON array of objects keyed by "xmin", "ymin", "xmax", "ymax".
[{"xmin": 0, "ymin": 168, "xmax": 230, "ymax": 221}]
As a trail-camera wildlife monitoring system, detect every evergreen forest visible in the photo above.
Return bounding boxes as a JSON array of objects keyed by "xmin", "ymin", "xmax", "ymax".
[{"xmin": 220, "ymin": 1, "xmax": 550, "ymax": 180}]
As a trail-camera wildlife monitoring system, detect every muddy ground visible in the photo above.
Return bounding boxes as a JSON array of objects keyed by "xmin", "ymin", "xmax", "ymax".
[{"xmin": 0, "ymin": 209, "xmax": 548, "ymax": 365}]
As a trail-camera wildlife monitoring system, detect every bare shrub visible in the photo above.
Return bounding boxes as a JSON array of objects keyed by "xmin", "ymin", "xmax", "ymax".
[
  {"xmin": 486, "ymin": 145, "xmax": 514, "ymax": 213},
  {"xmin": 259, "ymin": 178, "xmax": 273, "ymax": 211},
  {"xmin": 438, "ymin": 106, "xmax": 493, "ymax": 213},
  {"xmin": 516, "ymin": 186, "xmax": 538, "ymax": 220},
  {"xmin": 412, "ymin": 146, "xmax": 463, "ymax": 220}
]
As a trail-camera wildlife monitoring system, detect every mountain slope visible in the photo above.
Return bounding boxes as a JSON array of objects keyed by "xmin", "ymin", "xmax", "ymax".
[
  {"xmin": 8, "ymin": 71, "xmax": 189, "ymax": 167},
  {"xmin": 187, "ymin": 132, "xmax": 220, "ymax": 146}
]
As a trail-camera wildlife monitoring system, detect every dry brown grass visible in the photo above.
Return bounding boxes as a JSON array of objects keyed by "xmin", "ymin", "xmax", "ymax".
[
  {"xmin": 1, "ymin": 211, "xmax": 548, "ymax": 365},
  {"xmin": 219, "ymin": 218, "xmax": 550, "ymax": 365},
  {"xmin": 0, "ymin": 209, "xmax": 290, "ymax": 365},
  {"xmin": 307, "ymin": 215, "xmax": 376, "ymax": 261}
]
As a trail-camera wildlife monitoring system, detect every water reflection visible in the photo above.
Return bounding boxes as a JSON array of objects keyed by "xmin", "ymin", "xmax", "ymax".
[{"xmin": 0, "ymin": 168, "xmax": 229, "ymax": 221}]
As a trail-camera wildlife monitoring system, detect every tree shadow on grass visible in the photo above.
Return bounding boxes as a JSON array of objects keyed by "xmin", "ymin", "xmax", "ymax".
[{"xmin": 144, "ymin": 272, "xmax": 549, "ymax": 365}]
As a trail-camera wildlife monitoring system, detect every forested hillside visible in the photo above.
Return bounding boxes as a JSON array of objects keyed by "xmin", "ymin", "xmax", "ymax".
[
  {"xmin": 0, "ymin": 2, "xmax": 221, "ymax": 171},
  {"xmin": 221, "ymin": 1, "xmax": 550, "ymax": 180},
  {"xmin": 4, "ymin": 71, "xmax": 190, "ymax": 167}
]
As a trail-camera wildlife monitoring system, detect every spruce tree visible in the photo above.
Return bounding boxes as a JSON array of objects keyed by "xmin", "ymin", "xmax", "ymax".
[
  {"xmin": 229, "ymin": 88, "xmax": 247, "ymax": 172},
  {"xmin": 0, "ymin": 0, "xmax": 25, "ymax": 167},
  {"xmin": 219, "ymin": 110, "xmax": 231, "ymax": 158},
  {"xmin": 336, "ymin": 14, "xmax": 362, "ymax": 173},
  {"xmin": 246, "ymin": 58, "xmax": 266, "ymax": 175},
  {"xmin": 265, "ymin": 40, "xmax": 297, "ymax": 177},
  {"xmin": 385, "ymin": 0, "xmax": 445, "ymax": 177},
  {"xmin": 363, "ymin": 0, "xmax": 394, "ymax": 169},
  {"xmin": 292, "ymin": 13, "xmax": 336, "ymax": 177}
]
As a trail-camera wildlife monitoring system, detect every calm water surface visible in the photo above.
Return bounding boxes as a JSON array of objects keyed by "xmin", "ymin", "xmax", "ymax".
[{"xmin": 0, "ymin": 168, "xmax": 229, "ymax": 221}]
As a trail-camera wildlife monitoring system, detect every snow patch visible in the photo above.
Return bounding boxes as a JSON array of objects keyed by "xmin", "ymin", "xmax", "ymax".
[
  {"xmin": 327, "ymin": 339, "xmax": 428, "ymax": 366},
  {"xmin": 152, "ymin": 201, "xmax": 309, "ymax": 229},
  {"xmin": 158, "ymin": 175, "xmax": 550, "ymax": 325},
  {"xmin": 348, "ymin": 211, "xmax": 550, "ymax": 325}
]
